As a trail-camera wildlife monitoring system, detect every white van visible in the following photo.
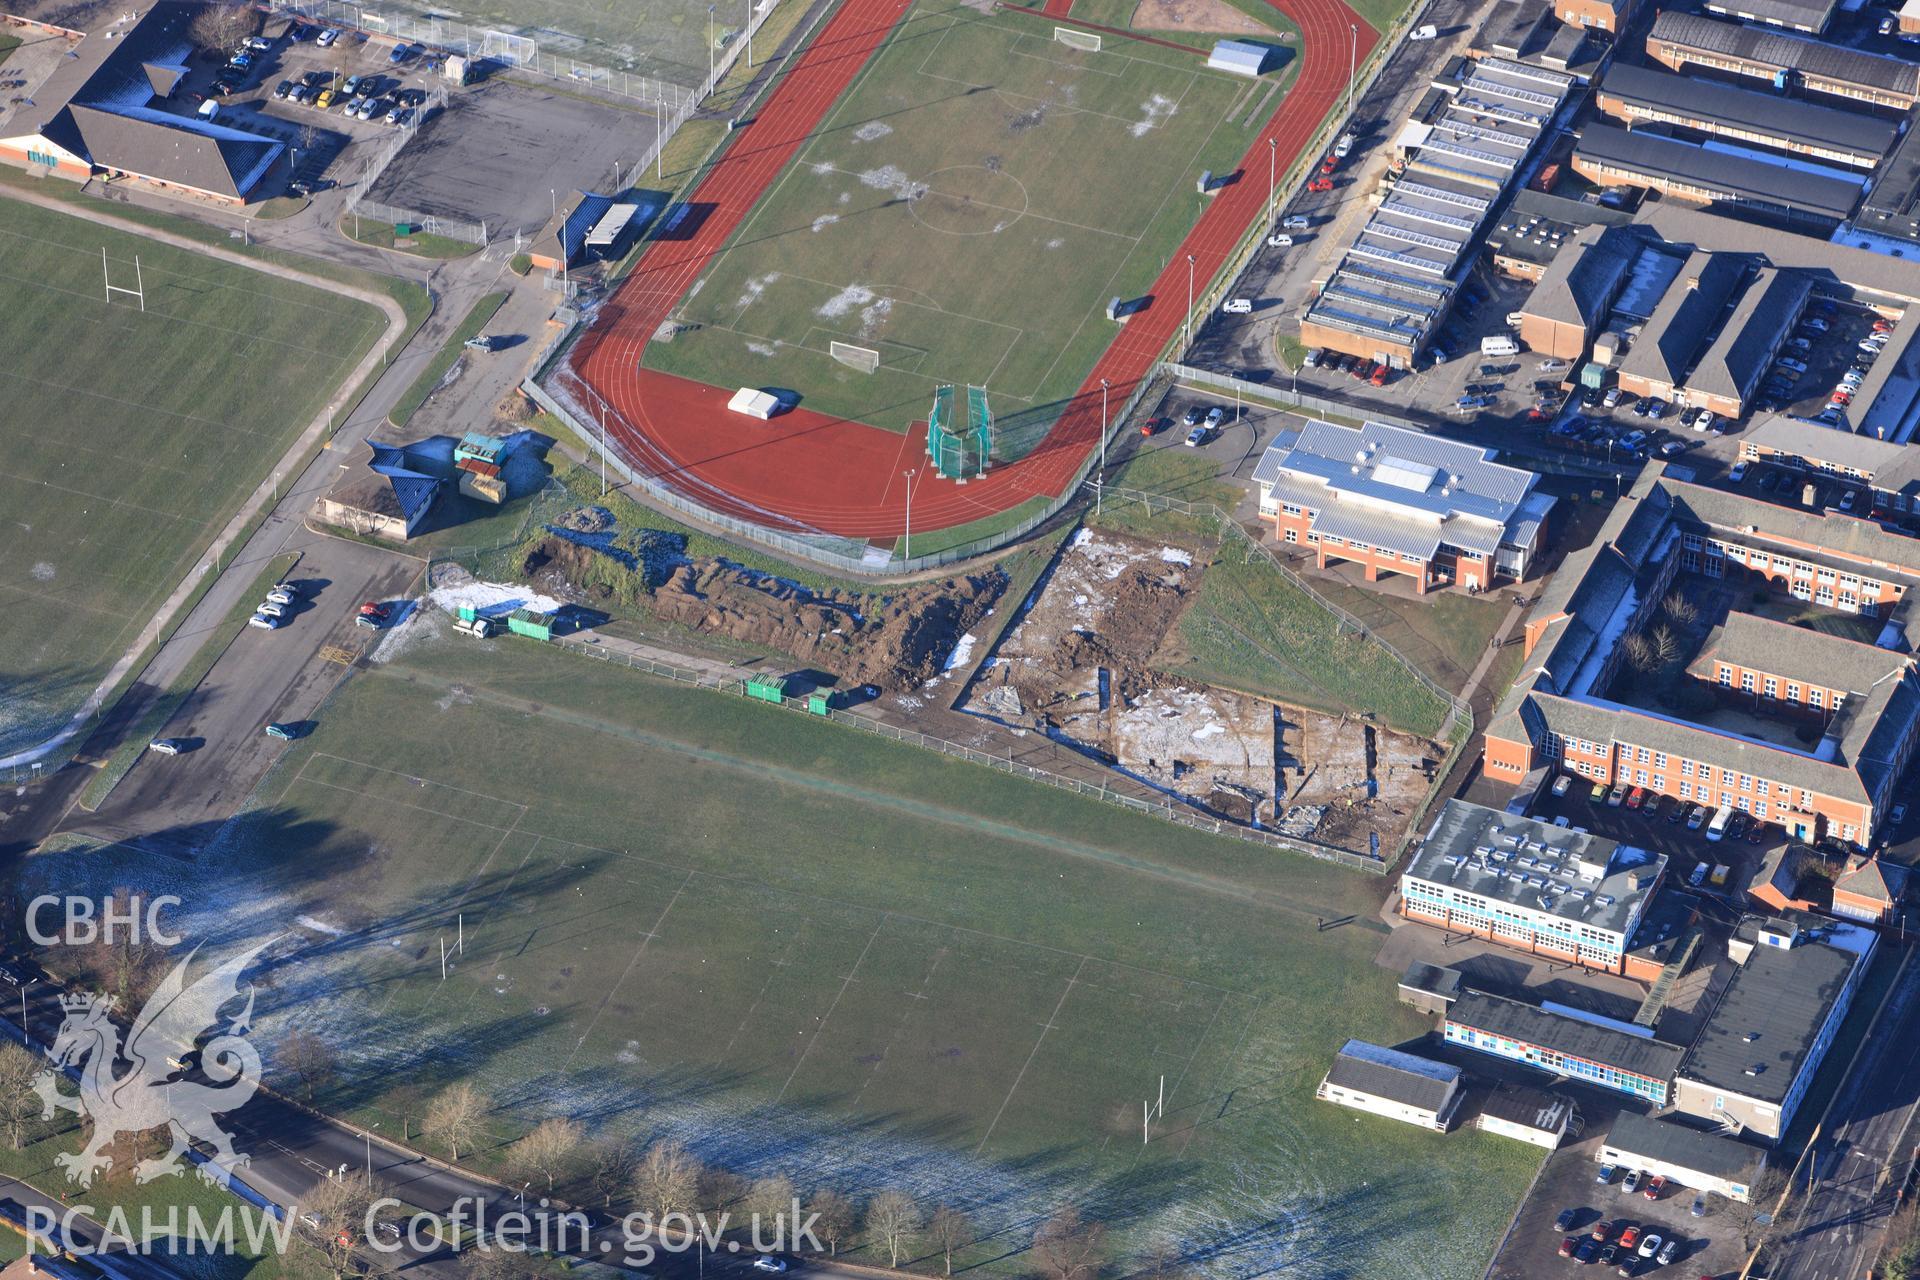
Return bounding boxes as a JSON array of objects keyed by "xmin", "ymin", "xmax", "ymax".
[
  {"xmin": 1480, "ymin": 335, "xmax": 1520, "ymax": 358},
  {"xmin": 1706, "ymin": 805, "xmax": 1733, "ymax": 841},
  {"xmin": 1221, "ymin": 298, "xmax": 1253, "ymax": 314},
  {"xmin": 1409, "ymin": 23, "xmax": 1438, "ymax": 39},
  {"xmin": 197, "ymin": 100, "xmax": 219, "ymax": 123}
]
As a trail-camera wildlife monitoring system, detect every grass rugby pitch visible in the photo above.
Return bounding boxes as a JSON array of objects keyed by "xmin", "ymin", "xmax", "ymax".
[
  {"xmin": 39, "ymin": 630, "xmax": 1538, "ymax": 1278},
  {"xmin": 647, "ymin": 0, "xmax": 1298, "ymax": 453},
  {"xmin": 0, "ymin": 199, "xmax": 383, "ymax": 757}
]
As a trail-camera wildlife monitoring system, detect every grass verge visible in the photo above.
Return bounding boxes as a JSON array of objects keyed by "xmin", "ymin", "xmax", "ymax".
[
  {"xmin": 388, "ymin": 291, "xmax": 509, "ymax": 427},
  {"xmin": 339, "ymin": 214, "xmax": 480, "ymax": 259}
]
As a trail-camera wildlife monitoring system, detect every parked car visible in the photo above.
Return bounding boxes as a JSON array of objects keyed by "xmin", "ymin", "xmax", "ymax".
[
  {"xmin": 1690, "ymin": 1195, "xmax": 1707, "ymax": 1218},
  {"xmin": 1608, "ymin": 783, "xmax": 1628, "ymax": 807},
  {"xmin": 1777, "ymin": 357, "xmax": 1809, "ymax": 374},
  {"xmin": 1184, "ymin": 425, "xmax": 1210, "ymax": 448},
  {"xmin": 1590, "ymin": 780, "xmax": 1609, "ymax": 803},
  {"xmin": 1643, "ymin": 1175, "xmax": 1666, "ymax": 1201},
  {"xmin": 1603, "ymin": 386, "xmax": 1624, "ymax": 408},
  {"xmin": 264, "ymin": 723, "xmax": 296, "ymax": 741},
  {"xmin": 148, "ymin": 738, "xmax": 185, "ymax": 756},
  {"xmin": 265, "ymin": 589, "xmax": 295, "ymax": 606},
  {"xmin": 1729, "ymin": 461, "xmax": 1748, "ymax": 483},
  {"xmin": 1205, "ymin": 406, "xmax": 1225, "ymax": 428},
  {"xmin": 1302, "ymin": 348, "xmax": 1323, "ymax": 368},
  {"xmin": 1266, "ymin": 232, "xmax": 1293, "ymax": 248},
  {"xmin": 249, "ymin": 612, "xmax": 280, "ymax": 630},
  {"xmin": 1637, "ymin": 1233, "xmax": 1662, "ymax": 1260},
  {"xmin": 316, "ymin": 26, "xmax": 339, "ymax": 46},
  {"xmin": 388, "ymin": 41, "xmax": 415, "ymax": 63},
  {"xmin": 1622, "ymin": 1169, "xmax": 1642, "ymax": 1194},
  {"xmin": 1559, "ymin": 1237, "xmax": 1579, "ymax": 1259},
  {"xmin": 1221, "ymin": 297, "xmax": 1253, "ymax": 314},
  {"xmin": 1618, "ymin": 1226, "xmax": 1640, "ymax": 1251},
  {"xmin": 1590, "ymin": 1218, "xmax": 1615, "ymax": 1241},
  {"xmin": 751, "ymin": 1259, "xmax": 788, "ymax": 1274},
  {"xmin": 274, "ymin": 79, "xmax": 293, "ymax": 99},
  {"xmin": 1575, "ymin": 1240, "xmax": 1598, "ymax": 1265},
  {"xmin": 1626, "ymin": 786, "xmax": 1647, "ymax": 810},
  {"xmin": 1656, "ymin": 1239, "xmax": 1679, "ymax": 1266},
  {"xmin": 1598, "ymin": 1245, "xmax": 1619, "ymax": 1268}
]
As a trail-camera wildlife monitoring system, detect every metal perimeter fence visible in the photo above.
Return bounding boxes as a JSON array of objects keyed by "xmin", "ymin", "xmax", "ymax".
[{"xmin": 546, "ymin": 632, "xmax": 1395, "ymax": 872}]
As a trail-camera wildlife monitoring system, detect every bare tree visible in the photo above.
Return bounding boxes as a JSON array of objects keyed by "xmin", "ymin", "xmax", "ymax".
[
  {"xmin": 73, "ymin": 888, "xmax": 168, "ymax": 1008},
  {"xmin": 468, "ymin": 1248, "xmax": 540, "ymax": 1280},
  {"xmin": 1621, "ymin": 631, "xmax": 1657, "ymax": 673},
  {"xmin": 1662, "ymin": 591, "xmax": 1699, "ymax": 628},
  {"xmin": 423, "ymin": 1082, "xmax": 491, "ymax": 1161},
  {"xmin": 386, "ymin": 1082, "xmax": 429, "ymax": 1144},
  {"xmin": 0, "ymin": 1043, "xmax": 42, "ymax": 1151},
  {"xmin": 582, "ymin": 1137, "xmax": 637, "ymax": 1209},
  {"xmin": 1650, "ymin": 624, "xmax": 1682, "ymax": 667},
  {"xmin": 632, "ymin": 1139, "xmax": 704, "ymax": 1226},
  {"xmin": 865, "ymin": 1190, "xmax": 921, "ymax": 1268},
  {"xmin": 1032, "ymin": 1208, "xmax": 1105, "ymax": 1280},
  {"xmin": 190, "ymin": 0, "xmax": 258, "ymax": 52},
  {"xmin": 509, "ymin": 1117, "xmax": 584, "ymax": 1192},
  {"xmin": 1131, "ymin": 1242, "xmax": 1194, "ymax": 1280},
  {"xmin": 808, "ymin": 1189, "xmax": 856, "ymax": 1256},
  {"xmin": 747, "ymin": 1173, "xmax": 797, "ymax": 1239},
  {"xmin": 302, "ymin": 1169, "xmax": 377, "ymax": 1279},
  {"xmin": 1736, "ymin": 1166, "xmax": 1792, "ymax": 1252},
  {"xmin": 701, "ymin": 1168, "xmax": 750, "ymax": 1217},
  {"xmin": 927, "ymin": 1204, "xmax": 975, "ymax": 1276},
  {"xmin": 278, "ymin": 1029, "xmax": 335, "ymax": 1103}
]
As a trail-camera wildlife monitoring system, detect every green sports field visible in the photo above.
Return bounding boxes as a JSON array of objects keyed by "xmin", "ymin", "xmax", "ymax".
[
  {"xmin": 647, "ymin": 0, "xmax": 1298, "ymax": 455},
  {"xmin": 32, "ymin": 630, "xmax": 1538, "ymax": 1278},
  {"xmin": 0, "ymin": 198, "xmax": 384, "ymax": 757}
]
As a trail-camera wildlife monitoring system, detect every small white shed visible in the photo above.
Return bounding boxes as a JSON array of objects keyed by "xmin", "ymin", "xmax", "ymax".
[
  {"xmin": 1207, "ymin": 39, "xmax": 1270, "ymax": 77},
  {"xmin": 727, "ymin": 388, "xmax": 780, "ymax": 420}
]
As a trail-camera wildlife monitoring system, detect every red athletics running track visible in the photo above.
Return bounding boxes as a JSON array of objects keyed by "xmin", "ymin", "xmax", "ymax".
[{"xmin": 565, "ymin": 0, "xmax": 1377, "ymax": 542}]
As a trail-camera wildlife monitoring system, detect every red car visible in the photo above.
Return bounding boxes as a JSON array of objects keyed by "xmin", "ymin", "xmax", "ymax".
[
  {"xmin": 1589, "ymin": 1220, "xmax": 1614, "ymax": 1243},
  {"xmin": 1320, "ymin": 155, "xmax": 1338, "ymax": 174},
  {"xmin": 1643, "ymin": 1175, "xmax": 1667, "ymax": 1201},
  {"xmin": 1626, "ymin": 786, "xmax": 1646, "ymax": 810},
  {"xmin": 1140, "ymin": 416, "xmax": 1167, "ymax": 437},
  {"xmin": 1619, "ymin": 1226, "xmax": 1641, "ymax": 1251},
  {"xmin": 359, "ymin": 601, "xmax": 391, "ymax": 620},
  {"xmin": 1558, "ymin": 1237, "xmax": 1578, "ymax": 1259},
  {"xmin": 1371, "ymin": 364, "xmax": 1389, "ymax": 387},
  {"xmin": 1308, "ymin": 177, "xmax": 1335, "ymax": 192}
]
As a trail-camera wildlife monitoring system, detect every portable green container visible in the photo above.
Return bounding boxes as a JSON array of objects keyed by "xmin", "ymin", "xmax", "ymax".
[
  {"xmin": 508, "ymin": 608, "xmax": 555, "ymax": 641},
  {"xmin": 457, "ymin": 605, "xmax": 477, "ymax": 623},
  {"xmin": 807, "ymin": 693, "xmax": 832, "ymax": 715},
  {"xmin": 745, "ymin": 676, "xmax": 786, "ymax": 704}
]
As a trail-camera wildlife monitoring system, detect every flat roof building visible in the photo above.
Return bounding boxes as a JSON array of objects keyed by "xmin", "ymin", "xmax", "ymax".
[
  {"xmin": 1402, "ymin": 799, "xmax": 1669, "ymax": 977},
  {"xmin": 1445, "ymin": 990, "xmax": 1686, "ymax": 1103},
  {"xmin": 1316, "ymin": 1039, "xmax": 1465, "ymax": 1130},
  {"xmin": 1253, "ymin": 419, "xmax": 1554, "ymax": 594},
  {"xmin": 1476, "ymin": 1083, "xmax": 1575, "ymax": 1148},
  {"xmin": 1572, "ymin": 123, "xmax": 1863, "ymax": 233},
  {"xmin": 1647, "ymin": 10, "xmax": 1920, "ymax": 110},
  {"xmin": 1600, "ymin": 1112, "xmax": 1769, "ymax": 1201},
  {"xmin": 1206, "ymin": 39, "xmax": 1272, "ymax": 77},
  {"xmin": 1672, "ymin": 921, "xmax": 1874, "ymax": 1142},
  {"xmin": 1594, "ymin": 63, "xmax": 1896, "ymax": 170}
]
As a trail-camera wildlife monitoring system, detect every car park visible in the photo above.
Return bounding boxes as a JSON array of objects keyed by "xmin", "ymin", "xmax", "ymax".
[{"xmin": 389, "ymin": 42, "xmax": 415, "ymax": 63}]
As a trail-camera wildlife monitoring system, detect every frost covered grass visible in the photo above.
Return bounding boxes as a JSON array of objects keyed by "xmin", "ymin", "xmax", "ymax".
[
  {"xmin": 0, "ymin": 198, "xmax": 383, "ymax": 757},
  {"xmin": 29, "ymin": 634, "xmax": 1534, "ymax": 1279}
]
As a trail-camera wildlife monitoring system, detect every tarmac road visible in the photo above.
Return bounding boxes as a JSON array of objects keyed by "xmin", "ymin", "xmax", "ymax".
[
  {"xmin": 1767, "ymin": 949, "xmax": 1920, "ymax": 1280},
  {"xmin": 64, "ymin": 539, "xmax": 422, "ymax": 861}
]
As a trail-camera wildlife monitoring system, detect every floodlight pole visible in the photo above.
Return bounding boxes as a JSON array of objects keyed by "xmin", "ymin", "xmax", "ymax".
[
  {"xmin": 708, "ymin": 5, "xmax": 716, "ymax": 83},
  {"xmin": 902, "ymin": 468, "xmax": 917, "ymax": 560},
  {"xmin": 1347, "ymin": 24, "xmax": 1358, "ymax": 118},
  {"xmin": 1097, "ymin": 377, "xmax": 1110, "ymax": 518},
  {"xmin": 1267, "ymin": 137, "xmax": 1277, "ymax": 228},
  {"xmin": 1185, "ymin": 253, "xmax": 1196, "ymax": 351},
  {"xmin": 746, "ymin": 0, "xmax": 753, "ymax": 66}
]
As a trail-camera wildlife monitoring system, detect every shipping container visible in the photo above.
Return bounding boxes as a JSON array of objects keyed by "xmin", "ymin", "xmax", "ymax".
[
  {"xmin": 508, "ymin": 608, "xmax": 555, "ymax": 641},
  {"xmin": 745, "ymin": 676, "xmax": 787, "ymax": 703}
]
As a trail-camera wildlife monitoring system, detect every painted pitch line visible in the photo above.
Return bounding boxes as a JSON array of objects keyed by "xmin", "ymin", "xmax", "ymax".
[{"xmin": 975, "ymin": 954, "xmax": 1087, "ymax": 1152}]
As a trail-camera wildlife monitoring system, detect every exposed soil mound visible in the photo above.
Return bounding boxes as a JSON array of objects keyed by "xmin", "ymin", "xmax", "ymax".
[{"xmin": 646, "ymin": 561, "xmax": 1005, "ymax": 692}]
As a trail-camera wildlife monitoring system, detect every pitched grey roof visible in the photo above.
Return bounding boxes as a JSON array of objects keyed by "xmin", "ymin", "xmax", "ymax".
[
  {"xmin": 1691, "ymin": 268, "xmax": 1810, "ymax": 403},
  {"xmin": 1606, "ymin": 1112, "xmax": 1769, "ymax": 1180},
  {"xmin": 1576, "ymin": 124, "xmax": 1863, "ymax": 224},
  {"xmin": 1685, "ymin": 611, "xmax": 1909, "ymax": 691},
  {"xmin": 1678, "ymin": 935, "xmax": 1863, "ymax": 1102},
  {"xmin": 1522, "ymin": 223, "xmax": 1641, "ymax": 331},
  {"xmin": 1448, "ymin": 991, "xmax": 1687, "ymax": 1081},
  {"xmin": 9, "ymin": 2, "xmax": 283, "ymax": 200},
  {"xmin": 1649, "ymin": 10, "xmax": 1920, "ymax": 99},
  {"xmin": 1638, "ymin": 203, "xmax": 1920, "ymax": 307},
  {"xmin": 1704, "ymin": 0, "xmax": 1839, "ymax": 33},
  {"xmin": 1598, "ymin": 63, "xmax": 1894, "ymax": 160},
  {"xmin": 1745, "ymin": 415, "xmax": 1920, "ymax": 479},
  {"xmin": 1617, "ymin": 248, "xmax": 1747, "ymax": 387},
  {"xmin": 1661, "ymin": 474, "xmax": 1920, "ymax": 579},
  {"xmin": 1322, "ymin": 1039, "xmax": 1461, "ymax": 1112}
]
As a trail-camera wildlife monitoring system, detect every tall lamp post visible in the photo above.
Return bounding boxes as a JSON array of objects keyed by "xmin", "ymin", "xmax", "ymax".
[
  {"xmin": 1347, "ymin": 24, "xmax": 1358, "ymax": 118},
  {"xmin": 1266, "ymin": 137, "xmax": 1277, "ymax": 229},
  {"xmin": 1185, "ymin": 252, "xmax": 1196, "ymax": 351},
  {"xmin": 902, "ymin": 468, "xmax": 917, "ymax": 560},
  {"xmin": 1096, "ymin": 377, "xmax": 1110, "ymax": 517},
  {"xmin": 708, "ymin": 5, "xmax": 717, "ymax": 84}
]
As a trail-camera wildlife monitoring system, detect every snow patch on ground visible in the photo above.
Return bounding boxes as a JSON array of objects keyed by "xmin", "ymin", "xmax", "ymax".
[
  {"xmin": 1160, "ymin": 547, "xmax": 1193, "ymax": 565},
  {"xmin": 1131, "ymin": 93, "xmax": 1177, "ymax": 137},
  {"xmin": 745, "ymin": 341, "xmax": 779, "ymax": 356},
  {"xmin": 30, "ymin": 562, "xmax": 54, "ymax": 581},
  {"xmin": 426, "ymin": 580, "xmax": 565, "ymax": 619},
  {"xmin": 736, "ymin": 271, "xmax": 779, "ymax": 311},
  {"xmin": 811, "ymin": 213, "xmax": 840, "ymax": 233},
  {"xmin": 817, "ymin": 283, "xmax": 875, "ymax": 319},
  {"xmin": 859, "ymin": 295, "xmax": 892, "ymax": 335},
  {"xmin": 859, "ymin": 165, "xmax": 926, "ymax": 199},
  {"xmin": 297, "ymin": 915, "xmax": 345, "ymax": 936},
  {"xmin": 1046, "ymin": 237, "xmax": 1064, "ymax": 249},
  {"xmin": 852, "ymin": 120, "xmax": 893, "ymax": 142},
  {"xmin": 942, "ymin": 633, "xmax": 976, "ymax": 673},
  {"xmin": 810, "ymin": 160, "xmax": 834, "ymax": 175}
]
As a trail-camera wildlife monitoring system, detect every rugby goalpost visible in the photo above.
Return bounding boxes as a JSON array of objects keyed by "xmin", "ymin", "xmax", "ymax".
[{"xmin": 1053, "ymin": 25, "xmax": 1101, "ymax": 51}]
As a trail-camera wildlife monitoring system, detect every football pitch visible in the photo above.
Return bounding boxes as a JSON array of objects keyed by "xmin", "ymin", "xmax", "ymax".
[
  {"xmin": 0, "ymin": 199, "xmax": 384, "ymax": 758},
  {"xmin": 39, "ymin": 630, "xmax": 1538, "ymax": 1278},
  {"xmin": 646, "ymin": 0, "xmax": 1297, "ymax": 454}
]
